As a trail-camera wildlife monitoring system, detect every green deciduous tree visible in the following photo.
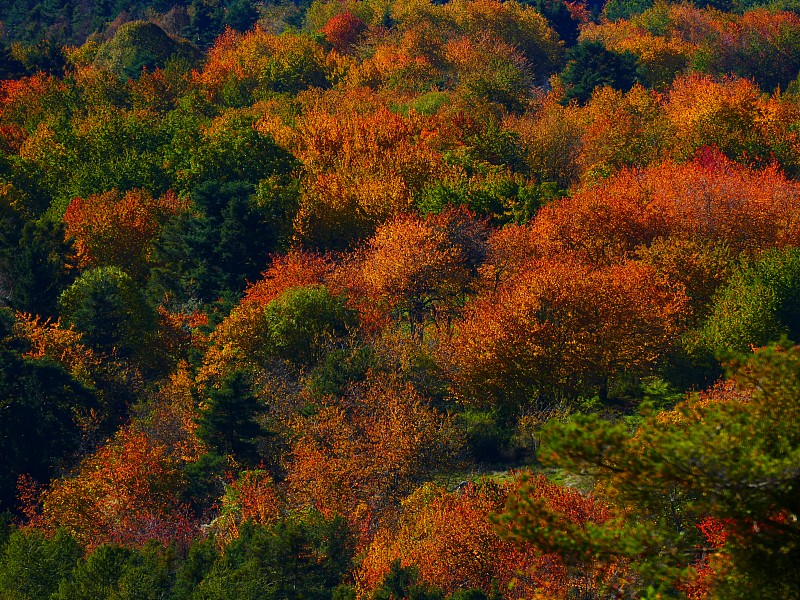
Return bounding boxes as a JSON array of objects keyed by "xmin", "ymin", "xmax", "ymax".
[
  {"xmin": 262, "ymin": 285, "xmax": 356, "ymax": 367},
  {"xmin": 58, "ymin": 266, "xmax": 157, "ymax": 358},
  {"xmin": 697, "ymin": 247, "xmax": 800, "ymax": 354},
  {"xmin": 93, "ymin": 21, "xmax": 202, "ymax": 79}
]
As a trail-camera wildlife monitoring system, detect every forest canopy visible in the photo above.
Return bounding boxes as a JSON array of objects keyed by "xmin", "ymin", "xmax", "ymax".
[{"xmin": 1, "ymin": 0, "xmax": 800, "ymax": 597}]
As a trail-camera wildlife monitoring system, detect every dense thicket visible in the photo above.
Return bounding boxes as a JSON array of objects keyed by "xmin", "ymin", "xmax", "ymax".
[{"xmin": 1, "ymin": 0, "xmax": 800, "ymax": 597}]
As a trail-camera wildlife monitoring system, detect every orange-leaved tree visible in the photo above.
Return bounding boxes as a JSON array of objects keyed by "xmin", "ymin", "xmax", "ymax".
[
  {"xmin": 359, "ymin": 475, "xmax": 626, "ymax": 599},
  {"xmin": 663, "ymin": 74, "xmax": 769, "ymax": 165},
  {"xmin": 63, "ymin": 188, "xmax": 187, "ymax": 280},
  {"xmin": 195, "ymin": 27, "xmax": 330, "ymax": 105},
  {"xmin": 12, "ymin": 312, "xmax": 101, "ymax": 387},
  {"xmin": 351, "ymin": 208, "xmax": 488, "ymax": 337},
  {"xmin": 37, "ymin": 426, "xmax": 196, "ymax": 550},
  {"xmin": 320, "ymin": 12, "xmax": 368, "ymax": 54},
  {"xmin": 448, "ymin": 256, "xmax": 688, "ymax": 408},
  {"xmin": 530, "ymin": 151, "xmax": 800, "ymax": 266},
  {"xmin": 212, "ymin": 469, "xmax": 282, "ymax": 545},
  {"xmin": 286, "ymin": 376, "xmax": 463, "ymax": 543},
  {"xmin": 257, "ymin": 88, "xmax": 450, "ymax": 249}
]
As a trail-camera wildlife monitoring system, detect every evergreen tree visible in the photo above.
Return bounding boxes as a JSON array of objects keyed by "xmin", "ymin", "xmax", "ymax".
[
  {"xmin": 0, "ymin": 529, "xmax": 82, "ymax": 599},
  {"xmin": 195, "ymin": 371, "xmax": 268, "ymax": 466},
  {"xmin": 560, "ymin": 41, "xmax": 639, "ymax": 104},
  {"xmin": 53, "ymin": 542, "xmax": 177, "ymax": 600},
  {"xmin": 59, "ymin": 266, "xmax": 156, "ymax": 357},
  {"xmin": 504, "ymin": 342, "xmax": 800, "ymax": 598},
  {"xmin": 525, "ymin": 0, "xmax": 579, "ymax": 46},
  {"xmin": 150, "ymin": 181, "xmax": 282, "ymax": 304},
  {"xmin": 8, "ymin": 219, "xmax": 75, "ymax": 319},
  {"xmin": 225, "ymin": 0, "xmax": 259, "ymax": 32},
  {"xmin": 0, "ymin": 310, "xmax": 97, "ymax": 512},
  {"xmin": 372, "ymin": 560, "xmax": 444, "ymax": 600},
  {"xmin": 174, "ymin": 514, "xmax": 354, "ymax": 600},
  {"xmin": 0, "ymin": 43, "xmax": 26, "ymax": 78},
  {"xmin": 186, "ymin": 0, "xmax": 224, "ymax": 49}
]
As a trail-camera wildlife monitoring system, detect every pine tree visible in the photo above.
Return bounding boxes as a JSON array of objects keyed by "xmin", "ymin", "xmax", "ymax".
[{"xmin": 195, "ymin": 371, "xmax": 268, "ymax": 466}]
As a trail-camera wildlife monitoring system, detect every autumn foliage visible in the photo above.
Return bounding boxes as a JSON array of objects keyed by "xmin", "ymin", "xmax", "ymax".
[
  {"xmin": 287, "ymin": 376, "xmax": 463, "ymax": 539},
  {"xmin": 531, "ymin": 151, "xmax": 800, "ymax": 264},
  {"xmin": 351, "ymin": 208, "xmax": 487, "ymax": 335},
  {"xmin": 37, "ymin": 427, "xmax": 196, "ymax": 550},
  {"xmin": 195, "ymin": 27, "xmax": 330, "ymax": 104},
  {"xmin": 64, "ymin": 188, "xmax": 187, "ymax": 279},
  {"xmin": 321, "ymin": 12, "xmax": 368, "ymax": 54},
  {"xmin": 449, "ymin": 256, "xmax": 688, "ymax": 405},
  {"xmin": 3, "ymin": 0, "xmax": 800, "ymax": 597},
  {"xmin": 360, "ymin": 475, "xmax": 623, "ymax": 598}
]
